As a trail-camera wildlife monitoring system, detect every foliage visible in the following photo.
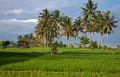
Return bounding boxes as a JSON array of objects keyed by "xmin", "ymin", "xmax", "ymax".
[
  {"xmin": 1, "ymin": 41, "xmax": 10, "ymax": 48},
  {"xmin": 117, "ymin": 45, "xmax": 120, "ymax": 48},
  {"xmin": 35, "ymin": 9, "xmax": 62, "ymax": 47},
  {"xmin": 30, "ymin": 0, "xmax": 119, "ymax": 48},
  {"xmin": 17, "ymin": 33, "xmax": 35, "ymax": 48},
  {"xmin": 79, "ymin": 35, "xmax": 89, "ymax": 48},
  {"xmin": 89, "ymin": 41, "xmax": 98, "ymax": 50},
  {"xmin": 60, "ymin": 16, "xmax": 74, "ymax": 48},
  {"xmin": 103, "ymin": 45, "xmax": 108, "ymax": 49},
  {"xmin": 17, "ymin": 40, "xmax": 29, "ymax": 48},
  {"xmin": 50, "ymin": 42, "xmax": 58, "ymax": 55}
]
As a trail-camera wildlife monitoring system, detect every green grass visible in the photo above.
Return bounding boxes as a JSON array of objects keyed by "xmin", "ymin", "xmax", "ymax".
[{"xmin": 0, "ymin": 47, "xmax": 120, "ymax": 77}]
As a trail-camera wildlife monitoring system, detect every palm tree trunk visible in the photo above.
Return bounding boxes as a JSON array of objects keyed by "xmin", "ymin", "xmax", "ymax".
[
  {"xmin": 92, "ymin": 32, "xmax": 94, "ymax": 41},
  {"xmin": 98, "ymin": 33, "xmax": 101, "ymax": 48},
  {"xmin": 75, "ymin": 35, "xmax": 78, "ymax": 48},
  {"xmin": 107, "ymin": 33, "xmax": 109, "ymax": 48},
  {"xmin": 44, "ymin": 33, "xmax": 46, "ymax": 46},
  {"xmin": 69, "ymin": 37, "xmax": 71, "ymax": 48},
  {"xmin": 56, "ymin": 25, "xmax": 59, "ymax": 43},
  {"xmin": 66, "ymin": 36, "xmax": 69, "ymax": 48},
  {"xmin": 100, "ymin": 35, "xmax": 103, "ymax": 49},
  {"xmin": 89, "ymin": 33, "xmax": 91, "ymax": 44},
  {"xmin": 46, "ymin": 32, "xmax": 48, "ymax": 47}
]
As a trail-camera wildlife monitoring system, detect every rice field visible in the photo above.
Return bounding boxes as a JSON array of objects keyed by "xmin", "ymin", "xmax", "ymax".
[{"xmin": 0, "ymin": 47, "xmax": 120, "ymax": 77}]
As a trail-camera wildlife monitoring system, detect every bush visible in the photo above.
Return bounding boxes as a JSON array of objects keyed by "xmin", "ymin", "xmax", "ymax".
[
  {"xmin": 80, "ymin": 35, "xmax": 89, "ymax": 48},
  {"xmin": 50, "ymin": 42, "xmax": 58, "ymax": 55},
  {"xmin": 103, "ymin": 45, "xmax": 108, "ymax": 49},
  {"xmin": 17, "ymin": 40, "xmax": 29, "ymax": 48},
  {"xmin": 1, "ymin": 41, "xmax": 10, "ymax": 48},
  {"xmin": 89, "ymin": 41, "xmax": 98, "ymax": 50},
  {"xmin": 58, "ymin": 41, "xmax": 64, "ymax": 47}
]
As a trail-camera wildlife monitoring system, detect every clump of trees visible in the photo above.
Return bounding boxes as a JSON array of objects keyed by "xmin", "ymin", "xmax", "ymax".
[
  {"xmin": 35, "ymin": 0, "xmax": 118, "ymax": 51},
  {"xmin": 17, "ymin": 33, "xmax": 35, "ymax": 48},
  {"xmin": 0, "ymin": 40, "xmax": 16, "ymax": 48},
  {"xmin": 0, "ymin": 0, "xmax": 118, "ymax": 53}
]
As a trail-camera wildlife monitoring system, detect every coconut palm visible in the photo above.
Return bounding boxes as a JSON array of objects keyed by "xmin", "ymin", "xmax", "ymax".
[
  {"xmin": 73, "ymin": 17, "xmax": 83, "ymax": 47},
  {"xmin": 81, "ymin": 0, "xmax": 97, "ymax": 19},
  {"xmin": 35, "ymin": 23, "xmax": 46, "ymax": 46},
  {"xmin": 102, "ymin": 11, "xmax": 118, "ymax": 47},
  {"xmin": 36, "ymin": 8, "xmax": 52, "ymax": 46},
  {"xmin": 93, "ymin": 11, "xmax": 104, "ymax": 48},
  {"xmin": 51, "ymin": 10, "xmax": 63, "ymax": 42},
  {"xmin": 81, "ymin": 0, "xmax": 98, "ymax": 41},
  {"xmin": 60, "ymin": 16, "xmax": 73, "ymax": 48}
]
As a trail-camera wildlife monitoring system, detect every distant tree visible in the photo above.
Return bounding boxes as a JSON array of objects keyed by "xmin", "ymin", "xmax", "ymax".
[
  {"xmin": 93, "ymin": 11, "xmax": 104, "ymax": 48},
  {"xmin": 0, "ymin": 41, "xmax": 2, "ymax": 48},
  {"xmin": 17, "ymin": 35, "xmax": 23, "ymax": 41},
  {"xmin": 17, "ymin": 40, "xmax": 29, "ymax": 48},
  {"xmin": 80, "ymin": 35, "xmax": 89, "ymax": 48},
  {"xmin": 81, "ymin": 0, "xmax": 98, "ymax": 41},
  {"xmin": 1, "ymin": 40, "xmax": 10, "ymax": 48},
  {"xmin": 73, "ymin": 17, "xmax": 83, "ymax": 47},
  {"xmin": 17, "ymin": 33, "xmax": 35, "ymax": 48},
  {"xmin": 103, "ymin": 11, "xmax": 118, "ymax": 47},
  {"xmin": 60, "ymin": 16, "xmax": 73, "ymax": 48},
  {"xmin": 8, "ymin": 41, "xmax": 16, "ymax": 47},
  {"xmin": 89, "ymin": 41, "xmax": 98, "ymax": 50}
]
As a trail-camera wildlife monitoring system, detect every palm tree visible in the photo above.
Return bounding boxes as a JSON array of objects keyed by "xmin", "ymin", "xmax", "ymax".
[
  {"xmin": 81, "ymin": 0, "xmax": 98, "ymax": 41},
  {"xmin": 37, "ymin": 8, "xmax": 51, "ymax": 46},
  {"xmin": 102, "ymin": 11, "xmax": 118, "ymax": 47},
  {"xmin": 73, "ymin": 17, "xmax": 83, "ymax": 47},
  {"xmin": 93, "ymin": 11, "xmax": 105, "ymax": 48},
  {"xmin": 35, "ymin": 24, "xmax": 45, "ymax": 46},
  {"xmin": 81, "ymin": 0, "xmax": 97, "ymax": 19},
  {"xmin": 17, "ymin": 35, "xmax": 23, "ymax": 41},
  {"xmin": 51, "ymin": 10, "xmax": 63, "ymax": 42},
  {"xmin": 60, "ymin": 16, "xmax": 73, "ymax": 48}
]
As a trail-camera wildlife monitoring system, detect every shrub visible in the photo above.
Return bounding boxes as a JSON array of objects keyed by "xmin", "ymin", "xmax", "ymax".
[
  {"xmin": 80, "ymin": 35, "xmax": 89, "ymax": 48},
  {"xmin": 89, "ymin": 41, "xmax": 98, "ymax": 50},
  {"xmin": 1, "ymin": 40, "xmax": 10, "ymax": 48},
  {"xmin": 17, "ymin": 40, "xmax": 29, "ymax": 48},
  {"xmin": 50, "ymin": 42, "xmax": 58, "ymax": 55}
]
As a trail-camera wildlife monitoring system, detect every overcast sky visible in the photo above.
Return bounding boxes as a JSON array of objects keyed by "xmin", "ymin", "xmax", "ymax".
[{"xmin": 0, "ymin": 0, "xmax": 120, "ymax": 47}]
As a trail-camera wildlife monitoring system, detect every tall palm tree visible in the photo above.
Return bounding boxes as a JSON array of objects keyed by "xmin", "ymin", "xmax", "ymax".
[
  {"xmin": 37, "ymin": 8, "xmax": 51, "ymax": 46},
  {"xmin": 81, "ymin": 0, "xmax": 98, "ymax": 41},
  {"xmin": 35, "ymin": 24, "xmax": 45, "ymax": 46},
  {"xmin": 103, "ymin": 11, "xmax": 118, "ymax": 47},
  {"xmin": 81, "ymin": 0, "xmax": 97, "ymax": 19},
  {"xmin": 73, "ymin": 17, "xmax": 83, "ymax": 47},
  {"xmin": 60, "ymin": 16, "xmax": 73, "ymax": 48},
  {"xmin": 51, "ymin": 10, "xmax": 63, "ymax": 42},
  {"xmin": 93, "ymin": 11, "xmax": 104, "ymax": 48}
]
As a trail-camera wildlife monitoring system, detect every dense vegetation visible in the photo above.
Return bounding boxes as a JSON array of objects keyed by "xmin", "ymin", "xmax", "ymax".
[
  {"xmin": 34, "ymin": 0, "xmax": 118, "ymax": 50},
  {"xmin": 0, "ymin": 0, "xmax": 119, "ymax": 54}
]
